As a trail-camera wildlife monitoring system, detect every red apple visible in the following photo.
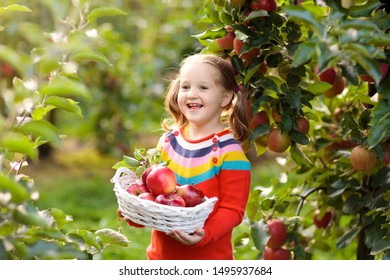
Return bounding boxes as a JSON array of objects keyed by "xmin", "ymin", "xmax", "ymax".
[
  {"xmin": 313, "ymin": 209, "xmax": 333, "ymax": 229},
  {"xmin": 263, "ymin": 246, "xmax": 291, "ymax": 260},
  {"xmin": 138, "ymin": 192, "xmax": 156, "ymax": 201},
  {"xmin": 250, "ymin": 0, "xmax": 278, "ymax": 12},
  {"xmin": 386, "ymin": 138, "xmax": 390, "ymax": 151},
  {"xmin": 233, "ymin": 37, "xmax": 260, "ymax": 60},
  {"xmin": 126, "ymin": 181, "xmax": 149, "ymax": 196},
  {"xmin": 176, "ymin": 184, "xmax": 205, "ymax": 207},
  {"xmin": 383, "ymin": 152, "xmax": 390, "ymax": 165},
  {"xmin": 1, "ymin": 63, "xmax": 16, "ymax": 78},
  {"xmin": 318, "ymin": 67, "xmax": 337, "ymax": 84},
  {"xmin": 250, "ymin": 110, "xmax": 270, "ymax": 129},
  {"xmin": 141, "ymin": 165, "xmax": 154, "ymax": 186},
  {"xmin": 359, "ymin": 63, "xmax": 388, "ymax": 83},
  {"xmin": 323, "ymin": 76, "xmax": 346, "ymax": 98},
  {"xmin": 266, "ymin": 219, "xmax": 288, "ymax": 249},
  {"xmin": 216, "ymin": 31, "xmax": 235, "ymax": 50},
  {"xmin": 350, "ymin": 146, "xmax": 377, "ymax": 172},
  {"xmin": 117, "ymin": 209, "xmax": 124, "ymax": 218},
  {"xmin": 295, "ymin": 116, "xmax": 310, "ymax": 134},
  {"xmin": 145, "ymin": 165, "xmax": 177, "ymax": 196},
  {"xmin": 271, "ymin": 108, "xmax": 281, "ymax": 123},
  {"xmin": 267, "ymin": 127, "xmax": 291, "ymax": 153},
  {"xmin": 155, "ymin": 193, "xmax": 186, "ymax": 207}
]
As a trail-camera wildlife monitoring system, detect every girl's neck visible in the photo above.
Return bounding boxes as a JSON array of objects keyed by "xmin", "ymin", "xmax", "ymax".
[{"xmin": 186, "ymin": 123, "xmax": 226, "ymax": 140}]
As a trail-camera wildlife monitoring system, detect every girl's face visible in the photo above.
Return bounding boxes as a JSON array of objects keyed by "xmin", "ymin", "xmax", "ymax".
[{"xmin": 177, "ymin": 61, "xmax": 233, "ymax": 133}]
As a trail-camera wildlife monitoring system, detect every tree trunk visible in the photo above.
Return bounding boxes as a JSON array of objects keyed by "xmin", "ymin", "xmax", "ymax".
[{"xmin": 356, "ymin": 229, "xmax": 374, "ymax": 260}]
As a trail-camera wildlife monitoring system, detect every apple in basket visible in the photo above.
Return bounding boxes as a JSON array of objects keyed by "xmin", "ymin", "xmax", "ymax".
[
  {"xmin": 176, "ymin": 184, "xmax": 205, "ymax": 207},
  {"xmin": 145, "ymin": 165, "xmax": 177, "ymax": 196},
  {"xmin": 138, "ymin": 192, "xmax": 156, "ymax": 201},
  {"xmin": 141, "ymin": 165, "xmax": 154, "ymax": 186},
  {"xmin": 155, "ymin": 193, "xmax": 186, "ymax": 207},
  {"xmin": 126, "ymin": 181, "xmax": 149, "ymax": 196}
]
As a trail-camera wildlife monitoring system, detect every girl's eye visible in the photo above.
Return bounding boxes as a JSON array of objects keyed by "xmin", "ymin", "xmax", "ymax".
[
  {"xmin": 200, "ymin": 86, "xmax": 208, "ymax": 90},
  {"xmin": 181, "ymin": 85, "xmax": 189, "ymax": 90}
]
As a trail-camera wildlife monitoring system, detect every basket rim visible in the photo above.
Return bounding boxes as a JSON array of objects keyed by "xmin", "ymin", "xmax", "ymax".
[{"xmin": 114, "ymin": 183, "xmax": 218, "ymax": 212}]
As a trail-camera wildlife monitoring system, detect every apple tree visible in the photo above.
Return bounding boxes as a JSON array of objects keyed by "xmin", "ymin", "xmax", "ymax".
[
  {"xmin": 0, "ymin": 2, "xmax": 129, "ymax": 259},
  {"xmin": 195, "ymin": 0, "xmax": 390, "ymax": 259}
]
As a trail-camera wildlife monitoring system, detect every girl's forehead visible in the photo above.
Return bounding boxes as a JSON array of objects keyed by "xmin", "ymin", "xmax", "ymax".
[{"xmin": 180, "ymin": 61, "xmax": 220, "ymax": 80}]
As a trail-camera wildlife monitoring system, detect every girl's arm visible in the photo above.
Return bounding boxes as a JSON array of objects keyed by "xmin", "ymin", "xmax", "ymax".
[{"xmin": 168, "ymin": 168, "xmax": 250, "ymax": 246}]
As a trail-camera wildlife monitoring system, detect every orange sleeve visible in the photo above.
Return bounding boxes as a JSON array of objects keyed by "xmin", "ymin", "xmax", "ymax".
[{"xmin": 193, "ymin": 169, "xmax": 250, "ymax": 247}]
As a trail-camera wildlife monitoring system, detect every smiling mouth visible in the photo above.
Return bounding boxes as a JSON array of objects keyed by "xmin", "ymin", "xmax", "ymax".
[{"xmin": 187, "ymin": 103, "xmax": 203, "ymax": 109}]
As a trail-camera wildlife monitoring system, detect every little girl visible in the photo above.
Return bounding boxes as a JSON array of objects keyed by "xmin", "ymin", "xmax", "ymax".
[{"xmin": 128, "ymin": 53, "xmax": 251, "ymax": 260}]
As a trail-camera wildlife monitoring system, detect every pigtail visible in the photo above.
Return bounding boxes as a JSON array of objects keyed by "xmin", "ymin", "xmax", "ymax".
[
  {"xmin": 229, "ymin": 89, "xmax": 251, "ymax": 143},
  {"xmin": 162, "ymin": 77, "xmax": 188, "ymax": 131}
]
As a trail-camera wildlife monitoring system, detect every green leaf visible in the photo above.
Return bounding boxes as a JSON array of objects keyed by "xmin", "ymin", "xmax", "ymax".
[
  {"xmin": 290, "ymin": 144, "xmax": 313, "ymax": 167},
  {"xmin": 339, "ymin": 60, "xmax": 359, "ymax": 86},
  {"xmin": 260, "ymin": 198, "xmax": 275, "ymax": 211},
  {"xmin": 336, "ymin": 227, "xmax": 361, "ymax": 249},
  {"xmin": 0, "ymin": 45, "xmax": 32, "ymax": 76},
  {"xmin": 368, "ymin": 99, "xmax": 390, "ymax": 148},
  {"xmin": 284, "ymin": 6, "xmax": 324, "ymax": 34},
  {"xmin": 192, "ymin": 28, "xmax": 225, "ymax": 41},
  {"xmin": 70, "ymin": 50, "xmax": 111, "ymax": 66},
  {"xmin": 371, "ymin": 239, "xmax": 390, "ymax": 255},
  {"xmin": 349, "ymin": 1, "xmax": 381, "ymax": 18},
  {"xmin": 112, "ymin": 155, "xmax": 140, "ymax": 170},
  {"xmin": 339, "ymin": 19, "xmax": 382, "ymax": 33},
  {"xmin": 16, "ymin": 119, "xmax": 61, "ymax": 147},
  {"xmin": 245, "ymin": 10, "xmax": 268, "ymax": 21},
  {"xmin": 0, "ymin": 4, "xmax": 32, "ymax": 15},
  {"xmin": 307, "ymin": 81, "xmax": 333, "ymax": 95},
  {"xmin": 352, "ymin": 55, "xmax": 382, "ymax": 85},
  {"xmin": 87, "ymin": 7, "xmax": 127, "ymax": 23},
  {"xmin": 95, "ymin": 228, "xmax": 129, "ymax": 247},
  {"xmin": 0, "ymin": 174, "xmax": 29, "ymax": 203},
  {"xmin": 358, "ymin": 109, "xmax": 371, "ymax": 130},
  {"xmin": 328, "ymin": 179, "xmax": 348, "ymax": 198},
  {"xmin": 40, "ymin": 76, "xmax": 90, "ymax": 100},
  {"xmin": 69, "ymin": 229, "xmax": 103, "ymax": 251},
  {"xmin": 286, "ymin": 90, "xmax": 302, "ymax": 110},
  {"xmin": 250, "ymin": 219, "xmax": 269, "ymax": 251},
  {"xmin": 342, "ymin": 111, "xmax": 359, "ymax": 131},
  {"xmin": 289, "ymin": 130, "xmax": 310, "ymax": 145},
  {"xmin": 0, "ymin": 132, "xmax": 38, "ymax": 159},
  {"xmin": 39, "ymin": 208, "xmax": 72, "ymax": 230},
  {"xmin": 291, "ymin": 42, "xmax": 316, "ymax": 67},
  {"xmin": 13, "ymin": 209, "xmax": 48, "ymax": 228},
  {"xmin": 45, "ymin": 96, "xmax": 82, "ymax": 117},
  {"xmin": 244, "ymin": 64, "xmax": 260, "ymax": 84}
]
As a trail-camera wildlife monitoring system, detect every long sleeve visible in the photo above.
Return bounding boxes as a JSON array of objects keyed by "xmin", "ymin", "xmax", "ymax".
[{"xmin": 193, "ymin": 168, "xmax": 250, "ymax": 247}]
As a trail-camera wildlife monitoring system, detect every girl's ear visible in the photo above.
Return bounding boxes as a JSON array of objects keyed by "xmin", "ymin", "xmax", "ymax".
[{"xmin": 221, "ymin": 90, "xmax": 234, "ymax": 108}]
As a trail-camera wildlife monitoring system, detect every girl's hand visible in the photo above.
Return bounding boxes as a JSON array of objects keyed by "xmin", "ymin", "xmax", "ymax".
[{"xmin": 169, "ymin": 228, "xmax": 205, "ymax": 246}]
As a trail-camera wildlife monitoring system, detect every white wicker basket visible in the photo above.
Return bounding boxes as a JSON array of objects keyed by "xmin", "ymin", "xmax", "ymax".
[{"xmin": 111, "ymin": 167, "xmax": 218, "ymax": 234}]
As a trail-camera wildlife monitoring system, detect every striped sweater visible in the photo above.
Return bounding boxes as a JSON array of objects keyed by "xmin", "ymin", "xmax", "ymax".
[{"xmin": 146, "ymin": 127, "xmax": 251, "ymax": 260}]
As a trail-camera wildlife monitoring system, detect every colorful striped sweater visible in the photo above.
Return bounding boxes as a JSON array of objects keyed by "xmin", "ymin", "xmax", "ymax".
[{"xmin": 146, "ymin": 127, "xmax": 251, "ymax": 260}]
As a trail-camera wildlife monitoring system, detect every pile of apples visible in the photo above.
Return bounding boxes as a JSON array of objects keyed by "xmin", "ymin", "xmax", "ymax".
[{"xmin": 125, "ymin": 164, "xmax": 205, "ymax": 208}]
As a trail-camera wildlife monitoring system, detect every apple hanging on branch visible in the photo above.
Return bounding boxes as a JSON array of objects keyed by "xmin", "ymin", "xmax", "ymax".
[
  {"xmin": 266, "ymin": 219, "xmax": 288, "ymax": 249},
  {"xmin": 313, "ymin": 209, "xmax": 333, "ymax": 229}
]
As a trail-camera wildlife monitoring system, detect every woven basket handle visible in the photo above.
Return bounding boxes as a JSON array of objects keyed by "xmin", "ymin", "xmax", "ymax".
[{"xmin": 110, "ymin": 167, "xmax": 137, "ymax": 184}]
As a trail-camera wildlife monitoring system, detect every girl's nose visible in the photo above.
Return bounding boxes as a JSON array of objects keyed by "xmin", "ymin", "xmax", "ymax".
[{"xmin": 187, "ymin": 88, "xmax": 198, "ymax": 99}]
